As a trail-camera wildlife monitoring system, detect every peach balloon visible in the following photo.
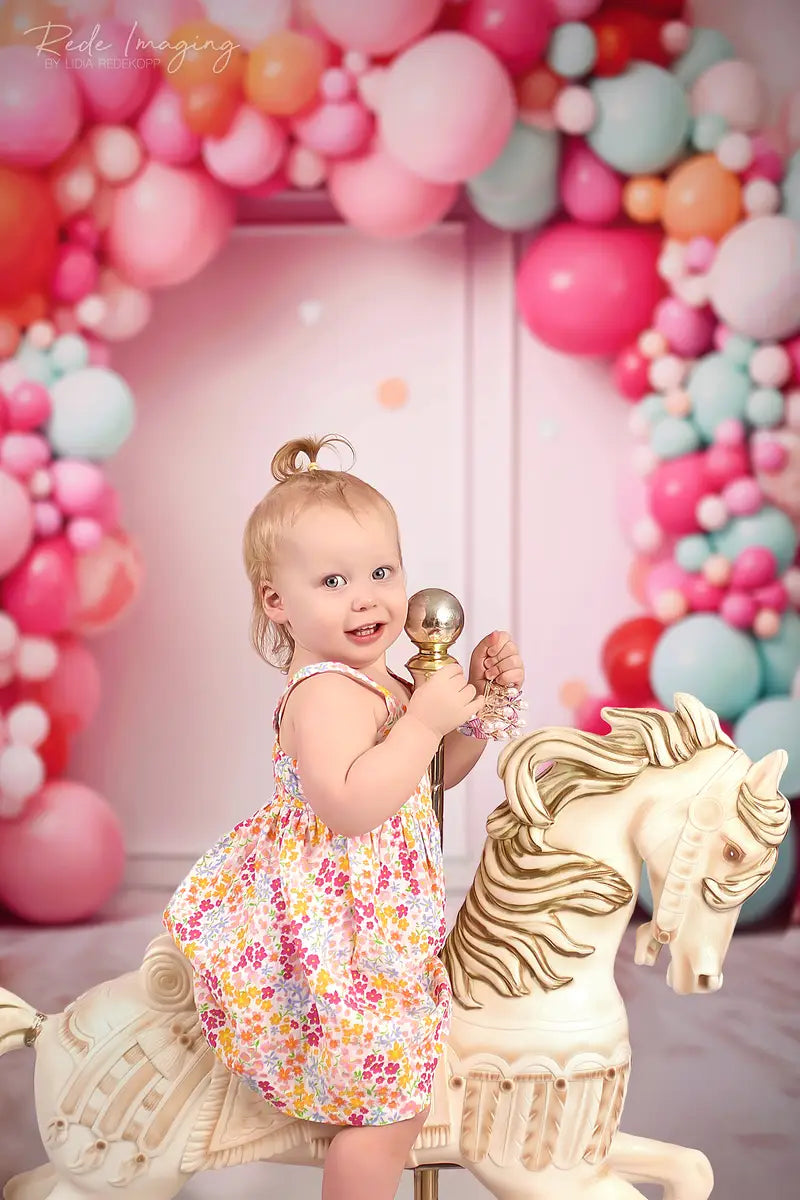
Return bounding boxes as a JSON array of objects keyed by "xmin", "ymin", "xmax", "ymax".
[
  {"xmin": 662, "ymin": 154, "xmax": 742, "ymax": 241},
  {"xmin": 245, "ymin": 31, "xmax": 327, "ymax": 117},
  {"xmin": 73, "ymin": 531, "xmax": 143, "ymax": 635},
  {"xmin": 161, "ymin": 20, "xmax": 246, "ymax": 95},
  {"xmin": 623, "ymin": 176, "xmax": 665, "ymax": 223},
  {"xmin": 181, "ymin": 81, "xmax": 241, "ymax": 136}
]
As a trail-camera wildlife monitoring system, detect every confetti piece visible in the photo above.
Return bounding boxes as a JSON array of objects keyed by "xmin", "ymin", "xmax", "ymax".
[
  {"xmin": 298, "ymin": 300, "xmax": 323, "ymax": 326},
  {"xmin": 559, "ymin": 679, "xmax": 588, "ymax": 709},
  {"xmin": 377, "ymin": 378, "xmax": 408, "ymax": 409},
  {"xmin": 538, "ymin": 418, "xmax": 560, "ymax": 440}
]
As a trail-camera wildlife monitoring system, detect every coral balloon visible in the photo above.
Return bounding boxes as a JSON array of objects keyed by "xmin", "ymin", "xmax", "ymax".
[
  {"xmin": 309, "ymin": 0, "xmax": 443, "ymax": 55},
  {"xmin": 662, "ymin": 155, "xmax": 742, "ymax": 241},
  {"xmin": 73, "ymin": 531, "xmax": 143, "ymax": 634},
  {"xmin": 0, "ymin": 166, "xmax": 59, "ymax": 307},
  {"xmin": 623, "ymin": 176, "xmax": 665, "ymax": 223},
  {"xmin": 181, "ymin": 81, "xmax": 241, "ymax": 137},
  {"xmin": 457, "ymin": 0, "xmax": 555, "ymax": 75},
  {"xmin": 107, "ymin": 162, "xmax": 236, "ymax": 289},
  {"xmin": 380, "ymin": 33, "xmax": 516, "ymax": 184},
  {"xmin": 0, "ymin": 538, "xmax": 78, "ymax": 636},
  {"xmin": 517, "ymin": 223, "xmax": 665, "ymax": 356},
  {"xmin": 245, "ymin": 31, "xmax": 327, "ymax": 117},
  {"xmin": 0, "ymin": 780, "xmax": 125, "ymax": 923},
  {"xmin": 0, "ymin": 48, "xmax": 82, "ymax": 168},
  {"xmin": 707, "ymin": 216, "xmax": 800, "ymax": 342},
  {"xmin": 161, "ymin": 20, "xmax": 246, "ymax": 95},
  {"xmin": 328, "ymin": 143, "xmax": 458, "ymax": 239},
  {"xmin": 601, "ymin": 616, "xmax": 664, "ymax": 704},
  {"xmin": 0, "ymin": 469, "xmax": 34, "ymax": 576}
]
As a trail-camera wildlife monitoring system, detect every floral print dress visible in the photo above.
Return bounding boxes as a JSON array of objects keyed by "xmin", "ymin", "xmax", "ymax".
[{"xmin": 163, "ymin": 661, "xmax": 451, "ymax": 1126}]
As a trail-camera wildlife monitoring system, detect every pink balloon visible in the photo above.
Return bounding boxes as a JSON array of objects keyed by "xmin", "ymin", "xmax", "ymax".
[
  {"xmin": 613, "ymin": 344, "xmax": 651, "ymax": 400},
  {"xmin": 704, "ymin": 440, "xmax": 749, "ymax": 489},
  {"xmin": 309, "ymin": 0, "xmax": 443, "ymax": 54},
  {"xmin": 50, "ymin": 459, "xmax": 107, "ymax": 516},
  {"xmin": 5, "ymin": 382, "xmax": 51, "ymax": 432},
  {"xmin": 552, "ymin": 0, "xmax": 603, "ymax": 16},
  {"xmin": 575, "ymin": 694, "xmax": 616, "ymax": 735},
  {"xmin": 328, "ymin": 142, "xmax": 458, "ymax": 238},
  {"xmin": 380, "ymin": 33, "xmax": 516, "ymax": 183},
  {"xmin": 645, "ymin": 559, "xmax": 691, "ymax": 608},
  {"xmin": 293, "ymin": 100, "xmax": 373, "ymax": 158},
  {"xmin": 136, "ymin": 82, "xmax": 202, "ymax": 165},
  {"xmin": 708, "ymin": 216, "xmax": 800, "ymax": 342},
  {"xmin": 730, "ymin": 545, "xmax": 777, "ymax": 590},
  {"xmin": 691, "ymin": 59, "xmax": 766, "ymax": 133},
  {"xmin": 23, "ymin": 634, "xmax": 102, "ymax": 734},
  {"xmin": 720, "ymin": 591, "xmax": 758, "ymax": 629},
  {"xmin": 93, "ymin": 268, "xmax": 153, "ymax": 342},
  {"xmin": 71, "ymin": 19, "xmax": 157, "ymax": 122},
  {"xmin": 114, "ymin": 0, "xmax": 203, "ymax": 43},
  {"xmin": 73, "ymin": 530, "xmax": 143, "ymax": 634},
  {"xmin": 0, "ymin": 538, "xmax": 78, "ymax": 636},
  {"xmin": 653, "ymin": 298, "xmax": 716, "ymax": 358},
  {"xmin": 0, "ymin": 433, "xmax": 51, "ymax": 480},
  {"xmin": 648, "ymin": 452, "xmax": 709, "ymax": 536},
  {"xmin": 685, "ymin": 574, "xmax": 725, "ymax": 612},
  {"xmin": 50, "ymin": 244, "xmax": 100, "ymax": 305},
  {"xmin": 517, "ymin": 223, "xmax": 666, "ymax": 357},
  {"xmin": 0, "ymin": 780, "xmax": 125, "ymax": 924},
  {"xmin": 0, "ymin": 469, "xmax": 34, "ymax": 577},
  {"xmin": 202, "ymin": 106, "xmax": 287, "ymax": 189},
  {"xmin": 457, "ymin": 0, "xmax": 554, "ymax": 75},
  {"xmin": 0, "ymin": 48, "xmax": 82, "ymax": 168},
  {"xmin": 559, "ymin": 139, "xmax": 623, "ymax": 225},
  {"xmin": 107, "ymin": 162, "xmax": 236, "ymax": 289}
]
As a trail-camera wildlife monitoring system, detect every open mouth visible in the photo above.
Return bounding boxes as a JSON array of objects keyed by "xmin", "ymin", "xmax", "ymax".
[{"xmin": 346, "ymin": 623, "xmax": 384, "ymax": 641}]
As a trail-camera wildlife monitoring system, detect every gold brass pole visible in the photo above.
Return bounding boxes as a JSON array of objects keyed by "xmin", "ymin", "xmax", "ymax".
[{"xmin": 404, "ymin": 589, "xmax": 465, "ymax": 1200}]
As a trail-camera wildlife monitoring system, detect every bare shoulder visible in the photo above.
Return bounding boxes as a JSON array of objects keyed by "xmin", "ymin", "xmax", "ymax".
[{"xmin": 281, "ymin": 670, "xmax": 385, "ymax": 758}]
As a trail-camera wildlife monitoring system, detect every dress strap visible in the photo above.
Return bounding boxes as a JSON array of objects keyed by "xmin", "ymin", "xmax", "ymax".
[{"xmin": 272, "ymin": 661, "xmax": 405, "ymax": 737}]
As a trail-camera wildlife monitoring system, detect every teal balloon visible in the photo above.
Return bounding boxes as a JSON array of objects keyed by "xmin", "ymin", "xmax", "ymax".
[
  {"xmin": 691, "ymin": 112, "xmax": 728, "ymax": 152},
  {"xmin": 14, "ymin": 344, "xmax": 56, "ymax": 386},
  {"xmin": 671, "ymin": 28, "xmax": 735, "ymax": 88},
  {"xmin": 734, "ymin": 696, "xmax": 800, "ymax": 797},
  {"xmin": 720, "ymin": 333, "xmax": 756, "ymax": 367},
  {"xmin": 687, "ymin": 353, "xmax": 751, "ymax": 440},
  {"xmin": 651, "ymin": 614, "xmax": 763, "ymax": 722},
  {"xmin": 49, "ymin": 333, "xmax": 90, "ymax": 375},
  {"xmin": 47, "ymin": 366, "xmax": 135, "ymax": 461},
  {"xmin": 781, "ymin": 151, "xmax": 800, "ymax": 223},
  {"xmin": 757, "ymin": 612, "xmax": 800, "ymax": 696},
  {"xmin": 713, "ymin": 506, "xmax": 798, "ymax": 574},
  {"xmin": 641, "ymin": 393, "xmax": 667, "ymax": 424},
  {"xmin": 746, "ymin": 387, "xmax": 785, "ymax": 428},
  {"xmin": 637, "ymin": 822, "xmax": 797, "ymax": 927},
  {"xmin": 651, "ymin": 415, "xmax": 701, "ymax": 460},
  {"xmin": 588, "ymin": 62, "xmax": 690, "ymax": 174},
  {"xmin": 467, "ymin": 123, "xmax": 561, "ymax": 232},
  {"xmin": 547, "ymin": 22, "xmax": 597, "ymax": 79},
  {"xmin": 676, "ymin": 534, "xmax": 712, "ymax": 572}
]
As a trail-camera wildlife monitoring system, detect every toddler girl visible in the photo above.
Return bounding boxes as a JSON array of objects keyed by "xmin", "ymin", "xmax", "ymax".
[{"xmin": 164, "ymin": 434, "xmax": 525, "ymax": 1200}]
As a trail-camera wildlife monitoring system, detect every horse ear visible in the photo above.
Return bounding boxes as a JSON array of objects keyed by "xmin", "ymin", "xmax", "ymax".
[{"xmin": 744, "ymin": 749, "xmax": 788, "ymax": 798}]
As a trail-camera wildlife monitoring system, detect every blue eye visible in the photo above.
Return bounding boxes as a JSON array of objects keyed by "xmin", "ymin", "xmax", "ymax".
[
  {"xmin": 323, "ymin": 575, "xmax": 346, "ymax": 589},
  {"xmin": 373, "ymin": 567, "xmax": 391, "ymax": 580}
]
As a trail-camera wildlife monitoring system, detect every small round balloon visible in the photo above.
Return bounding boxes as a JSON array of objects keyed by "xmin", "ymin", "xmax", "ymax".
[
  {"xmin": 650, "ymin": 613, "xmax": 762, "ymax": 721},
  {"xmin": 48, "ymin": 367, "xmax": 136, "ymax": 461},
  {"xmin": 707, "ymin": 216, "xmax": 800, "ymax": 342},
  {"xmin": 589, "ymin": 62, "xmax": 690, "ymax": 174},
  {"xmin": 734, "ymin": 696, "xmax": 800, "ymax": 798}
]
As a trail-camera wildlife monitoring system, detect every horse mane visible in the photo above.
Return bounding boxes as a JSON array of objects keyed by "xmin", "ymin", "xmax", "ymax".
[{"xmin": 442, "ymin": 693, "xmax": 734, "ymax": 1007}]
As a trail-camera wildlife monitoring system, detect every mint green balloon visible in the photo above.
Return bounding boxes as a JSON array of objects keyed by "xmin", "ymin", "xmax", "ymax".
[
  {"xmin": 781, "ymin": 151, "xmax": 800, "ymax": 223},
  {"xmin": 547, "ymin": 22, "xmax": 597, "ymax": 79},
  {"xmin": 467, "ymin": 123, "xmax": 560, "ymax": 232},
  {"xmin": 713, "ymin": 506, "xmax": 799, "ymax": 574},
  {"xmin": 735, "ymin": 696, "xmax": 800, "ymax": 797},
  {"xmin": 15, "ymin": 344, "xmax": 56, "ymax": 386},
  {"xmin": 758, "ymin": 612, "xmax": 800, "ymax": 696},
  {"xmin": 651, "ymin": 415, "xmax": 701, "ymax": 459},
  {"xmin": 721, "ymin": 333, "xmax": 756, "ymax": 366},
  {"xmin": 48, "ymin": 366, "xmax": 135, "ymax": 461},
  {"xmin": 588, "ymin": 63, "xmax": 690, "ymax": 174},
  {"xmin": 691, "ymin": 112, "xmax": 728, "ymax": 152},
  {"xmin": 641, "ymin": 393, "xmax": 667, "ymax": 424},
  {"xmin": 671, "ymin": 28, "xmax": 735, "ymax": 88},
  {"xmin": 687, "ymin": 353, "xmax": 751, "ymax": 440},
  {"xmin": 676, "ymin": 534, "xmax": 712, "ymax": 572},
  {"xmin": 50, "ymin": 333, "xmax": 89, "ymax": 375},
  {"xmin": 746, "ymin": 387, "xmax": 785, "ymax": 428},
  {"xmin": 651, "ymin": 614, "xmax": 762, "ymax": 722}
]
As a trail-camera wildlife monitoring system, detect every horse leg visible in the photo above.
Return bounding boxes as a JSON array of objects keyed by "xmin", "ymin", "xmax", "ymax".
[
  {"xmin": 3, "ymin": 1165, "xmax": 58, "ymax": 1200},
  {"xmin": 607, "ymin": 1131, "xmax": 714, "ymax": 1200}
]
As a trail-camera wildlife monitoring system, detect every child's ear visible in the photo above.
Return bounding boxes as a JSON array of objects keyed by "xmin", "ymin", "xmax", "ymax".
[{"xmin": 260, "ymin": 582, "xmax": 287, "ymax": 624}]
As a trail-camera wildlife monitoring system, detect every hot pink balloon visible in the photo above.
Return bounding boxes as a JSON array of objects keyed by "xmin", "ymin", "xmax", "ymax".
[
  {"xmin": 293, "ymin": 100, "xmax": 373, "ymax": 158},
  {"xmin": 107, "ymin": 162, "xmax": 236, "ymax": 289},
  {"xmin": 50, "ymin": 459, "xmax": 107, "ymax": 516},
  {"xmin": 380, "ymin": 33, "xmax": 516, "ymax": 183},
  {"xmin": 730, "ymin": 545, "xmax": 777, "ymax": 590},
  {"xmin": 114, "ymin": 0, "xmax": 203, "ymax": 43},
  {"xmin": 71, "ymin": 19, "xmax": 157, "ymax": 123},
  {"xmin": 614, "ymin": 344, "xmax": 651, "ymax": 400},
  {"xmin": 0, "ymin": 469, "xmax": 34, "ymax": 577},
  {"xmin": 517, "ymin": 223, "xmax": 666, "ymax": 357},
  {"xmin": 23, "ymin": 634, "xmax": 102, "ymax": 734},
  {"xmin": 50, "ymin": 244, "xmax": 100, "ymax": 305},
  {"xmin": 136, "ymin": 82, "xmax": 202, "ymax": 165},
  {"xmin": 648, "ymin": 452, "xmax": 709, "ymax": 536},
  {"xmin": 309, "ymin": 0, "xmax": 443, "ymax": 54},
  {"xmin": 0, "ymin": 537, "xmax": 78, "ymax": 636},
  {"xmin": 653, "ymin": 297, "xmax": 716, "ymax": 358},
  {"xmin": 704, "ymin": 440, "xmax": 749, "ymax": 489},
  {"xmin": 5, "ymin": 382, "xmax": 51, "ymax": 432},
  {"xmin": 202, "ymin": 106, "xmax": 287, "ymax": 189},
  {"xmin": 0, "ymin": 780, "xmax": 125, "ymax": 924},
  {"xmin": 559, "ymin": 139, "xmax": 623, "ymax": 225},
  {"xmin": 686, "ymin": 574, "xmax": 725, "ymax": 612},
  {"xmin": 457, "ymin": 0, "xmax": 555, "ymax": 75},
  {"xmin": 328, "ymin": 142, "xmax": 458, "ymax": 238},
  {"xmin": 0, "ymin": 48, "xmax": 82, "ymax": 168}
]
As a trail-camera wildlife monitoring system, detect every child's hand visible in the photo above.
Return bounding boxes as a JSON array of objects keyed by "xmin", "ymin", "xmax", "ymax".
[
  {"xmin": 407, "ymin": 663, "xmax": 485, "ymax": 739},
  {"xmin": 468, "ymin": 630, "xmax": 525, "ymax": 691}
]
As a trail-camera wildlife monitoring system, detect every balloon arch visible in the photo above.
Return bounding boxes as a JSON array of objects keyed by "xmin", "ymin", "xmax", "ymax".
[{"xmin": 0, "ymin": 0, "xmax": 799, "ymax": 924}]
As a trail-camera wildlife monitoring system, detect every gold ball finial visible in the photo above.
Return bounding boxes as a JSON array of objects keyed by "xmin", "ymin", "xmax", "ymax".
[{"xmin": 404, "ymin": 588, "xmax": 464, "ymax": 678}]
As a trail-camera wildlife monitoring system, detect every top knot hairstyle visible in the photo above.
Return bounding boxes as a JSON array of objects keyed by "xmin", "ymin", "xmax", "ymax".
[{"xmin": 242, "ymin": 434, "xmax": 402, "ymax": 671}]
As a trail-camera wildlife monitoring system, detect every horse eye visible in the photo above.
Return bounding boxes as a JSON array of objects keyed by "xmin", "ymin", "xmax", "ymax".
[{"xmin": 723, "ymin": 842, "xmax": 743, "ymax": 864}]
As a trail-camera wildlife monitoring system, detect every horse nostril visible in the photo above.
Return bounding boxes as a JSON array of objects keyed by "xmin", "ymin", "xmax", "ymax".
[{"xmin": 698, "ymin": 974, "xmax": 712, "ymax": 990}]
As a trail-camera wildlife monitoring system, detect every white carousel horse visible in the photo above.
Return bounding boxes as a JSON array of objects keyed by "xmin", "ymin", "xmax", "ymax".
[{"xmin": 0, "ymin": 693, "xmax": 791, "ymax": 1200}]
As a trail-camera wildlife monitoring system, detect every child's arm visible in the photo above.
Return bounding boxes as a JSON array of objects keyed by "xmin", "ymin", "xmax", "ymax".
[{"xmin": 288, "ymin": 667, "xmax": 480, "ymax": 837}]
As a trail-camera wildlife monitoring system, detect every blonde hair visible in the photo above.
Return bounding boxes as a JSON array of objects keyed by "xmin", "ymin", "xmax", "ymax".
[{"xmin": 242, "ymin": 434, "xmax": 402, "ymax": 671}]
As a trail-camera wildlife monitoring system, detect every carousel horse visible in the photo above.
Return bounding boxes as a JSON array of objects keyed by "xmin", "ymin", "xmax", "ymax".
[{"xmin": 0, "ymin": 692, "xmax": 791, "ymax": 1200}]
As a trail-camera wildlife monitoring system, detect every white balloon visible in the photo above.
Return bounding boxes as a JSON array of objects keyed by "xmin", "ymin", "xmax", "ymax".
[
  {"xmin": 202, "ymin": 0, "xmax": 291, "ymax": 48},
  {"xmin": 0, "ymin": 745, "xmax": 44, "ymax": 807},
  {"xmin": 15, "ymin": 637, "xmax": 59, "ymax": 682},
  {"xmin": 8, "ymin": 702, "xmax": 51, "ymax": 749}
]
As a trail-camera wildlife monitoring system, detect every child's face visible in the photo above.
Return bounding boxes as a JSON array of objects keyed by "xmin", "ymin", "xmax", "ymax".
[{"xmin": 265, "ymin": 503, "xmax": 407, "ymax": 668}]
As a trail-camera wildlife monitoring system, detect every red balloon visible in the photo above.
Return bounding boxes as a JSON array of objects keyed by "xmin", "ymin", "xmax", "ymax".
[
  {"xmin": 613, "ymin": 0, "xmax": 686, "ymax": 16},
  {"xmin": 0, "ymin": 166, "xmax": 59, "ymax": 306},
  {"xmin": 38, "ymin": 715, "xmax": 72, "ymax": 778},
  {"xmin": 601, "ymin": 616, "xmax": 664, "ymax": 705},
  {"xmin": 0, "ymin": 537, "xmax": 79, "ymax": 635},
  {"xmin": 589, "ymin": 18, "xmax": 632, "ymax": 77},
  {"xmin": 517, "ymin": 223, "xmax": 666, "ymax": 357},
  {"xmin": 596, "ymin": 7, "xmax": 670, "ymax": 67}
]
